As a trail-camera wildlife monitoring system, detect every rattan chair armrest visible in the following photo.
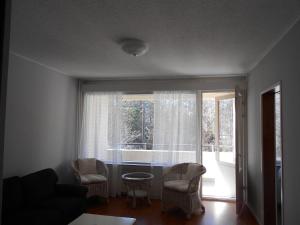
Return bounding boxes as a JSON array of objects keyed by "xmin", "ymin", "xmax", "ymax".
[
  {"xmin": 96, "ymin": 160, "xmax": 109, "ymax": 178},
  {"xmin": 162, "ymin": 167, "xmax": 171, "ymax": 177},
  {"xmin": 187, "ymin": 175, "xmax": 200, "ymax": 193},
  {"xmin": 187, "ymin": 166, "xmax": 206, "ymax": 192},
  {"xmin": 71, "ymin": 161, "xmax": 82, "ymax": 183},
  {"xmin": 163, "ymin": 166, "xmax": 179, "ymax": 182}
]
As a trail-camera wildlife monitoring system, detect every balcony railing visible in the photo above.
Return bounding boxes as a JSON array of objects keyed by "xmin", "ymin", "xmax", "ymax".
[
  {"xmin": 100, "ymin": 143, "xmax": 234, "ymax": 164},
  {"xmin": 202, "ymin": 144, "xmax": 234, "ymax": 152},
  {"xmin": 108, "ymin": 143, "xmax": 233, "ymax": 153}
]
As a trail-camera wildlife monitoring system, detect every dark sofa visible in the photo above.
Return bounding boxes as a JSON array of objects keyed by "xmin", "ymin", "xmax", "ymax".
[{"xmin": 2, "ymin": 168, "xmax": 88, "ymax": 225}]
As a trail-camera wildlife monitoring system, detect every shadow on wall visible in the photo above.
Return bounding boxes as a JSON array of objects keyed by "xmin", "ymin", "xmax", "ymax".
[
  {"xmin": 56, "ymin": 80, "xmax": 77, "ymax": 185},
  {"xmin": 55, "ymin": 161, "xmax": 76, "ymax": 184}
]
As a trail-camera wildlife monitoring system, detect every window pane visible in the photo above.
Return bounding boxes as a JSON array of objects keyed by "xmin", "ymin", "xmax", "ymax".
[
  {"xmin": 218, "ymin": 98, "xmax": 235, "ymax": 164},
  {"xmin": 275, "ymin": 90, "xmax": 281, "ymax": 161},
  {"xmin": 121, "ymin": 95, "xmax": 154, "ymax": 150},
  {"xmin": 202, "ymin": 99, "xmax": 215, "ymax": 148}
]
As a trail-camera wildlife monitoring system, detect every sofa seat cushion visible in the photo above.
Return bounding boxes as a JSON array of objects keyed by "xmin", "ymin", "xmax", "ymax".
[
  {"xmin": 164, "ymin": 180, "xmax": 190, "ymax": 192},
  {"xmin": 80, "ymin": 174, "xmax": 107, "ymax": 184},
  {"xmin": 5, "ymin": 209, "xmax": 62, "ymax": 225},
  {"xmin": 41, "ymin": 197, "xmax": 86, "ymax": 224}
]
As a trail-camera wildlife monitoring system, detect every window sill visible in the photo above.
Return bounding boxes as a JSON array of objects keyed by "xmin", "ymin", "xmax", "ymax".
[{"xmin": 104, "ymin": 161, "xmax": 171, "ymax": 167}]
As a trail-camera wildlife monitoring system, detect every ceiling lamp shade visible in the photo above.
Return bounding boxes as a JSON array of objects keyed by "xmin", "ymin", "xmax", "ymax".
[{"xmin": 120, "ymin": 38, "xmax": 149, "ymax": 56}]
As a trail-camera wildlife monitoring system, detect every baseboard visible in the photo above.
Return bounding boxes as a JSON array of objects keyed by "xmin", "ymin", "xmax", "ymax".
[
  {"xmin": 202, "ymin": 197, "xmax": 236, "ymax": 203},
  {"xmin": 244, "ymin": 203, "xmax": 262, "ymax": 225}
]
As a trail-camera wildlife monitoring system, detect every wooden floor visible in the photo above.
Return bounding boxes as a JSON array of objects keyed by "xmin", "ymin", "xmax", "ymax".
[{"xmin": 87, "ymin": 197, "xmax": 259, "ymax": 225}]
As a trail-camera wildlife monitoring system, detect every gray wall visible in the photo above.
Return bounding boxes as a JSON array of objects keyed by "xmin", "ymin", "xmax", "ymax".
[
  {"xmin": 3, "ymin": 53, "xmax": 78, "ymax": 183},
  {"xmin": 247, "ymin": 21, "xmax": 300, "ymax": 224}
]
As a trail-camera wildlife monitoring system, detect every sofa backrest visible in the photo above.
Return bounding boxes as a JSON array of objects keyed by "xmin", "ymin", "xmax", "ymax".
[
  {"xmin": 2, "ymin": 176, "xmax": 24, "ymax": 215},
  {"xmin": 21, "ymin": 168, "xmax": 58, "ymax": 207}
]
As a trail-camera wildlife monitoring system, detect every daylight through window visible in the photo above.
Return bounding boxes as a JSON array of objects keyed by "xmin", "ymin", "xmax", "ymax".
[{"xmin": 79, "ymin": 91, "xmax": 198, "ymax": 165}]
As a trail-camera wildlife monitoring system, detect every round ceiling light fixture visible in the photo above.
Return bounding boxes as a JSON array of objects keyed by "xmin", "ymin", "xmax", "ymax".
[{"xmin": 120, "ymin": 38, "xmax": 149, "ymax": 57}]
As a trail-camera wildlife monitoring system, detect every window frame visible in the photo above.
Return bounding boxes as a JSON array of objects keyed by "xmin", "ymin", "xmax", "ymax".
[{"xmin": 215, "ymin": 93, "xmax": 236, "ymax": 166}]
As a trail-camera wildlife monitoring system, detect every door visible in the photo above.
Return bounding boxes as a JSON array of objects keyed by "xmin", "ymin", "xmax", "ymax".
[
  {"xmin": 235, "ymin": 88, "xmax": 246, "ymax": 214},
  {"xmin": 261, "ymin": 84, "xmax": 283, "ymax": 225},
  {"xmin": 201, "ymin": 92, "xmax": 236, "ymax": 200},
  {"xmin": 262, "ymin": 89, "xmax": 276, "ymax": 225}
]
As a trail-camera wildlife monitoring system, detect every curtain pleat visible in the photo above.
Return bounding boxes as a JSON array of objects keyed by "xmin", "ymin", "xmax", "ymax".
[{"xmin": 152, "ymin": 91, "xmax": 200, "ymax": 165}]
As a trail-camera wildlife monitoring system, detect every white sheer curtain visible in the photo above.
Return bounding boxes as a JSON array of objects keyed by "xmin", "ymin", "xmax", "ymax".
[
  {"xmin": 152, "ymin": 91, "xmax": 200, "ymax": 165},
  {"xmin": 78, "ymin": 91, "xmax": 201, "ymax": 194},
  {"xmin": 79, "ymin": 92, "xmax": 123, "ymax": 162},
  {"xmin": 79, "ymin": 92, "xmax": 123, "ymax": 196}
]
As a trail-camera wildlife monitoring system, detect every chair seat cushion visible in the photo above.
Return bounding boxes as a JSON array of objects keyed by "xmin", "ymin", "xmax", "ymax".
[
  {"xmin": 164, "ymin": 180, "xmax": 190, "ymax": 192},
  {"xmin": 78, "ymin": 158, "xmax": 97, "ymax": 175},
  {"xmin": 80, "ymin": 174, "xmax": 107, "ymax": 184}
]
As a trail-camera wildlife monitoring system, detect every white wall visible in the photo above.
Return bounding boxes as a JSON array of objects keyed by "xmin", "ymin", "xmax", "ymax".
[
  {"xmin": 247, "ymin": 21, "xmax": 300, "ymax": 224},
  {"xmin": 3, "ymin": 53, "xmax": 78, "ymax": 183}
]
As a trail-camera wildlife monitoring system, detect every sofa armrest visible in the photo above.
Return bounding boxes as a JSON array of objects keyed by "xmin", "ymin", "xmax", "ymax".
[{"xmin": 55, "ymin": 184, "xmax": 88, "ymax": 198}]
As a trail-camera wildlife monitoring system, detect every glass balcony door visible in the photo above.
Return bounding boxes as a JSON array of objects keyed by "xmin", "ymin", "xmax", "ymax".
[{"xmin": 201, "ymin": 92, "xmax": 236, "ymax": 200}]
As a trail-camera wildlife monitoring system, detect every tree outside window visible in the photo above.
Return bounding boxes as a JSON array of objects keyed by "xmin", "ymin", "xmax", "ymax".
[{"xmin": 121, "ymin": 95, "xmax": 154, "ymax": 150}]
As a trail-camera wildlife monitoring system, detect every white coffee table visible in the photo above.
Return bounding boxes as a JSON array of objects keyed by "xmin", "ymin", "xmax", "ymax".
[{"xmin": 69, "ymin": 213, "xmax": 136, "ymax": 225}]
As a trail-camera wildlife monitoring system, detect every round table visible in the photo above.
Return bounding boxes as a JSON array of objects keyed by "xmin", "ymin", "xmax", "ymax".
[{"xmin": 121, "ymin": 172, "xmax": 154, "ymax": 208}]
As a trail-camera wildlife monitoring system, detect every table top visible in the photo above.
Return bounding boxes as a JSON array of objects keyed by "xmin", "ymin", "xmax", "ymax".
[
  {"xmin": 69, "ymin": 213, "xmax": 136, "ymax": 225},
  {"xmin": 122, "ymin": 172, "xmax": 154, "ymax": 181}
]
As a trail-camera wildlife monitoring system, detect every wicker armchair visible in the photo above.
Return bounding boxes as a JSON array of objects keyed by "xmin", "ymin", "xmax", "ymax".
[
  {"xmin": 72, "ymin": 158, "xmax": 109, "ymax": 202},
  {"xmin": 161, "ymin": 163, "xmax": 206, "ymax": 218}
]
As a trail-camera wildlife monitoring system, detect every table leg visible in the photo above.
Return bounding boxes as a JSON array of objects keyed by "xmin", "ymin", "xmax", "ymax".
[
  {"xmin": 132, "ymin": 189, "xmax": 136, "ymax": 208},
  {"xmin": 126, "ymin": 186, "xmax": 130, "ymax": 202},
  {"xmin": 147, "ymin": 191, "xmax": 151, "ymax": 205}
]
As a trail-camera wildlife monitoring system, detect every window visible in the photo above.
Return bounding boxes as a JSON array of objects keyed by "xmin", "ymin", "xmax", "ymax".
[
  {"xmin": 79, "ymin": 91, "xmax": 198, "ymax": 165},
  {"xmin": 275, "ymin": 87, "xmax": 281, "ymax": 162}
]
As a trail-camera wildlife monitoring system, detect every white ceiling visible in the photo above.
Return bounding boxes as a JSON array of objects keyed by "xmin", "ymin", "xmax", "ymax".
[{"xmin": 10, "ymin": 0, "xmax": 300, "ymax": 78}]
